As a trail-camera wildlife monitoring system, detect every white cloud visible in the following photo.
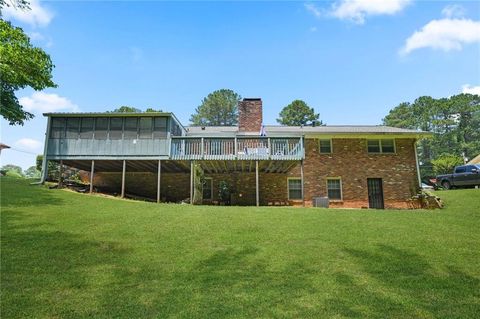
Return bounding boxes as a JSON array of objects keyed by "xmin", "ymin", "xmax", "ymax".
[
  {"xmin": 462, "ymin": 84, "xmax": 480, "ymax": 95},
  {"xmin": 15, "ymin": 138, "xmax": 43, "ymax": 151},
  {"xmin": 441, "ymin": 4, "xmax": 465, "ymax": 18},
  {"xmin": 331, "ymin": 0, "xmax": 411, "ymax": 24},
  {"xmin": 400, "ymin": 18, "xmax": 480, "ymax": 55},
  {"xmin": 2, "ymin": 0, "xmax": 54, "ymax": 27},
  {"xmin": 305, "ymin": 3, "xmax": 322, "ymax": 18},
  {"xmin": 19, "ymin": 92, "xmax": 79, "ymax": 114}
]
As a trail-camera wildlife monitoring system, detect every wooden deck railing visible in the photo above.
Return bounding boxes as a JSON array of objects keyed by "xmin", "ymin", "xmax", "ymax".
[{"xmin": 170, "ymin": 137, "xmax": 304, "ymax": 160}]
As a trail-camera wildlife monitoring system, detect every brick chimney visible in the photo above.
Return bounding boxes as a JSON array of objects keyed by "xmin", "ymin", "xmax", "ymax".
[{"xmin": 238, "ymin": 98, "xmax": 263, "ymax": 132}]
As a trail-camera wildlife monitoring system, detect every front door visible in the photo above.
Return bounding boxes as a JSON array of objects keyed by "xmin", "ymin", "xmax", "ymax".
[{"xmin": 367, "ymin": 178, "xmax": 384, "ymax": 209}]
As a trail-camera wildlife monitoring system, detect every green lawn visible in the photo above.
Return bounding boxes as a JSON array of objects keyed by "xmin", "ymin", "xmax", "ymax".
[{"xmin": 1, "ymin": 177, "xmax": 479, "ymax": 318}]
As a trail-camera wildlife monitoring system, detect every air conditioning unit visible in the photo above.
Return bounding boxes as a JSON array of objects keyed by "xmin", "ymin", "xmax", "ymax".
[{"xmin": 312, "ymin": 196, "xmax": 329, "ymax": 208}]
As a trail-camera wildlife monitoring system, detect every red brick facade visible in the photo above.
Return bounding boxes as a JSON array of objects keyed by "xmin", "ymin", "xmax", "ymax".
[{"xmin": 238, "ymin": 98, "xmax": 263, "ymax": 132}]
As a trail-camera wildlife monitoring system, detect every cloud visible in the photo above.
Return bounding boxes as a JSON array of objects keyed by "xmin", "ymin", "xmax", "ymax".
[
  {"xmin": 400, "ymin": 18, "xmax": 480, "ymax": 55},
  {"xmin": 2, "ymin": 0, "xmax": 54, "ymax": 27},
  {"xmin": 19, "ymin": 92, "xmax": 79, "ymax": 114},
  {"xmin": 330, "ymin": 0, "xmax": 411, "ymax": 24},
  {"xmin": 27, "ymin": 31, "xmax": 53, "ymax": 47},
  {"xmin": 462, "ymin": 84, "xmax": 480, "ymax": 95},
  {"xmin": 305, "ymin": 3, "xmax": 322, "ymax": 18},
  {"xmin": 15, "ymin": 138, "xmax": 43, "ymax": 151},
  {"xmin": 441, "ymin": 4, "xmax": 466, "ymax": 18}
]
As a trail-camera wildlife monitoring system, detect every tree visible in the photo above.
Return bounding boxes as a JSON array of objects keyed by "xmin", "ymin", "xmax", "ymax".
[
  {"xmin": 190, "ymin": 89, "xmax": 241, "ymax": 126},
  {"xmin": 0, "ymin": 0, "xmax": 29, "ymax": 10},
  {"xmin": 1, "ymin": 164, "xmax": 24, "ymax": 177},
  {"xmin": 24, "ymin": 165, "xmax": 40, "ymax": 178},
  {"xmin": 0, "ymin": 19, "xmax": 57, "ymax": 125},
  {"xmin": 383, "ymin": 93, "xmax": 480, "ymax": 178},
  {"xmin": 145, "ymin": 107, "xmax": 163, "ymax": 112},
  {"xmin": 431, "ymin": 154, "xmax": 463, "ymax": 175},
  {"xmin": 277, "ymin": 100, "xmax": 322, "ymax": 126},
  {"xmin": 112, "ymin": 106, "xmax": 141, "ymax": 113}
]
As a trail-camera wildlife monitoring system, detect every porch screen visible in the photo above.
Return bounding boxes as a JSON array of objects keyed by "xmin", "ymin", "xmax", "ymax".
[{"xmin": 288, "ymin": 179, "xmax": 302, "ymax": 200}]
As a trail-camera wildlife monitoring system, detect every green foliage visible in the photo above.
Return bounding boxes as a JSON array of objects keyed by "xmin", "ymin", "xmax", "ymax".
[
  {"xmin": 0, "ymin": 19, "xmax": 56, "ymax": 125},
  {"xmin": 218, "ymin": 180, "xmax": 232, "ymax": 204},
  {"xmin": 112, "ymin": 106, "xmax": 141, "ymax": 113},
  {"xmin": 383, "ymin": 93, "xmax": 480, "ymax": 177},
  {"xmin": 431, "ymin": 154, "xmax": 464, "ymax": 175},
  {"xmin": 1, "ymin": 164, "xmax": 24, "ymax": 177},
  {"xmin": 192, "ymin": 163, "xmax": 204, "ymax": 205},
  {"xmin": 190, "ymin": 89, "xmax": 241, "ymax": 126},
  {"xmin": 145, "ymin": 107, "xmax": 163, "ymax": 112},
  {"xmin": 24, "ymin": 165, "xmax": 41, "ymax": 178},
  {"xmin": 1, "ymin": 177, "xmax": 480, "ymax": 318},
  {"xmin": 36, "ymin": 155, "xmax": 60, "ymax": 180},
  {"xmin": 277, "ymin": 100, "xmax": 323, "ymax": 126},
  {"xmin": 0, "ymin": 0, "xmax": 29, "ymax": 10}
]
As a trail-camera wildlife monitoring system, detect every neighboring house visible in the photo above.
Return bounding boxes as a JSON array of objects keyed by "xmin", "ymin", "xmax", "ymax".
[
  {"xmin": 467, "ymin": 154, "xmax": 480, "ymax": 165},
  {"xmin": 41, "ymin": 98, "xmax": 430, "ymax": 209}
]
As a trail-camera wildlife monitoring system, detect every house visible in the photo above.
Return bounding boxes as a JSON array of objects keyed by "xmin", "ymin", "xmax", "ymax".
[{"xmin": 41, "ymin": 98, "xmax": 430, "ymax": 209}]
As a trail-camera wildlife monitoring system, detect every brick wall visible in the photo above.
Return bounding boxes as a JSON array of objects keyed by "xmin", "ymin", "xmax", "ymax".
[
  {"xmin": 287, "ymin": 138, "xmax": 419, "ymax": 209},
  {"xmin": 238, "ymin": 98, "xmax": 263, "ymax": 132}
]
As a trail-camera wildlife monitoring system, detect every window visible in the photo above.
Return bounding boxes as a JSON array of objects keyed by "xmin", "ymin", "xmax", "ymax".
[
  {"xmin": 153, "ymin": 117, "xmax": 168, "ymax": 138},
  {"xmin": 65, "ymin": 118, "xmax": 80, "ymax": 139},
  {"xmin": 139, "ymin": 117, "xmax": 153, "ymax": 139},
  {"xmin": 50, "ymin": 118, "xmax": 66, "ymax": 139},
  {"xmin": 94, "ymin": 118, "xmax": 109, "ymax": 140},
  {"xmin": 367, "ymin": 139, "xmax": 395, "ymax": 154},
  {"xmin": 109, "ymin": 118, "xmax": 123, "ymax": 140},
  {"xmin": 288, "ymin": 178, "xmax": 302, "ymax": 200},
  {"xmin": 124, "ymin": 118, "xmax": 138, "ymax": 139},
  {"xmin": 455, "ymin": 166, "xmax": 466, "ymax": 174},
  {"xmin": 319, "ymin": 139, "xmax": 332, "ymax": 153},
  {"xmin": 327, "ymin": 178, "xmax": 342, "ymax": 200},
  {"xmin": 80, "ymin": 118, "xmax": 94, "ymax": 139},
  {"xmin": 203, "ymin": 178, "xmax": 213, "ymax": 199},
  {"xmin": 170, "ymin": 120, "xmax": 182, "ymax": 136}
]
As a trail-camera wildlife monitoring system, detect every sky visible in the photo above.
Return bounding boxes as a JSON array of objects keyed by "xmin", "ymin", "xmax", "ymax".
[{"xmin": 1, "ymin": 0, "xmax": 480, "ymax": 169}]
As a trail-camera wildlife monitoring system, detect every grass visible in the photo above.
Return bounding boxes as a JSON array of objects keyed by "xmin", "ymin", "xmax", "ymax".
[{"xmin": 1, "ymin": 176, "xmax": 479, "ymax": 318}]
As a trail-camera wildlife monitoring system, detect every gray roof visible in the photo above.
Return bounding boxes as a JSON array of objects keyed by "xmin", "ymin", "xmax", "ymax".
[{"xmin": 186, "ymin": 125, "xmax": 429, "ymax": 137}]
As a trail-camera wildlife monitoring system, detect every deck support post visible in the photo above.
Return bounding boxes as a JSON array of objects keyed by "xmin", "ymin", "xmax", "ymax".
[
  {"xmin": 157, "ymin": 160, "xmax": 161, "ymax": 203},
  {"xmin": 300, "ymin": 159, "xmax": 305, "ymax": 207},
  {"xmin": 58, "ymin": 160, "xmax": 64, "ymax": 188},
  {"xmin": 255, "ymin": 160, "xmax": 259, "ymax": 207},
  {"xmin": 190, "ymin": 161, "xmax": 194, "ymax": 204},
  {"xmin": 89, "ymin": 160, "xmax": 95, "ymax": 194},
  {"xmin": 121, "ymin": 160, "xmax": 126, "ymax": 198}
]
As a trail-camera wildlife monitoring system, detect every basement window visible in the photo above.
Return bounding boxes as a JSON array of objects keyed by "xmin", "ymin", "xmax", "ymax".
[
  {"xmin": 326, "ymin": 178, "xmax": 342, "ymax": 201},
  {"xmin": 288, "ymin": 178, "xmax": 302, "ymax": 200},
  {"xmin": 367, "ymin": 139, "xmax": 395, "ymax": 154},
  {"xmin": 319, "ymin": 139, "xmax": 332, "ymax": 153}
]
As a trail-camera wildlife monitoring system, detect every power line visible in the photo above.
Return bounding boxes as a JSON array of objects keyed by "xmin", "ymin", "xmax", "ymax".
[{"xmin": 6, "ymin": 147, "xmax": 39, "ymax": 155}]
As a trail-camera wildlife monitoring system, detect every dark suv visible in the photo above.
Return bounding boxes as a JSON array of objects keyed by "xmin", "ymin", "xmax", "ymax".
[{"xmin": 436, "ymin": 164, "xmax": 480, "ymax": 189}]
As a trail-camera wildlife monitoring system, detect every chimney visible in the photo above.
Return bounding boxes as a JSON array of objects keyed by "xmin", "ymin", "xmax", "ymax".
[{"xmin": 238, "ymin": 98, "xmax": 263, "ymax": 132}]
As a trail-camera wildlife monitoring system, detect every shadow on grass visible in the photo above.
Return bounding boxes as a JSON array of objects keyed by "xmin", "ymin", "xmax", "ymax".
[
  {"xmin": 1, "ymin": 211, "xmax": 130, "ymax": 318},
  {"xmin": 327, "ymin": 244, "xmax": 480, "ymax": 318}
]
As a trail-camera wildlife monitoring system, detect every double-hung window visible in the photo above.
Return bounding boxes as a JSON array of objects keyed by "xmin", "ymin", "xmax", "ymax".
[
  {"xmin": 326, "ymin": 178, "xmax": 342, "ymax": 200},
  {"xmin": 288, "ymin": 178, "xmax": 302, "ymax": 200},
  {"xmin": 319, "ymin": 139, "xmax": 332, "ymax": 154},
  {"xmin": 367, "ymin": 139, "xmax": 395, "ymax": 154}
]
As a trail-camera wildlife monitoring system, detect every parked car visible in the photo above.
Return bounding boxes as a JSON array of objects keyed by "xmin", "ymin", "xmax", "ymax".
[
  {"xmin": 436, "ymin": 164, "xmax": 480, "ymax": 189},
  {"xmin": 421, "ymin": 183, "xmax": 434, "ymax": 190}
]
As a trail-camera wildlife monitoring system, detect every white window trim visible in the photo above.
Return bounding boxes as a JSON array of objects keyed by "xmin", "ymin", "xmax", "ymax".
[
  {"xmin": 326, "ymin": 177, "xmax": 343, "ymax": 201},
  {"xmin": 367, "ymin": 139, "xmax": 396, "ymax": 154},
  {"xmin": 318, "ymin": 139, "xmax": 333, "ymax": 154},
  {"xmin": 287, "ymin": 177, "xmax": 303, "ymax": 200},
  {"xmin": 203, "ymin": 177, "xmax": 213, "ymax": 200}
]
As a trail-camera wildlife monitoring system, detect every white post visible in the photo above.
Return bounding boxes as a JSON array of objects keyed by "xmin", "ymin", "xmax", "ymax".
[
  {"xmin": 157, "ymin": 160, "xmax": 161, "ymax": 203},
  {"xmin": 190, "ymin": 161, "xmax": 194, "ymax": 204},
  {"xmin": 414, "ymin": 141, "xmax": 422, "ymax": 189},
  {"xmin": 121, "ymin": 160, "xmax": 126, "ymax": 198},
  {"xmin": 255, "ymin": 160, "xmax": 259, "ymax": 207},
  {"xmin": 301, "ymin": 160, "xmax": 305, "ymax": 207},
  {"xmin": 89, "ymin": 160, "xmax": 95, "ymax": 193}
]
